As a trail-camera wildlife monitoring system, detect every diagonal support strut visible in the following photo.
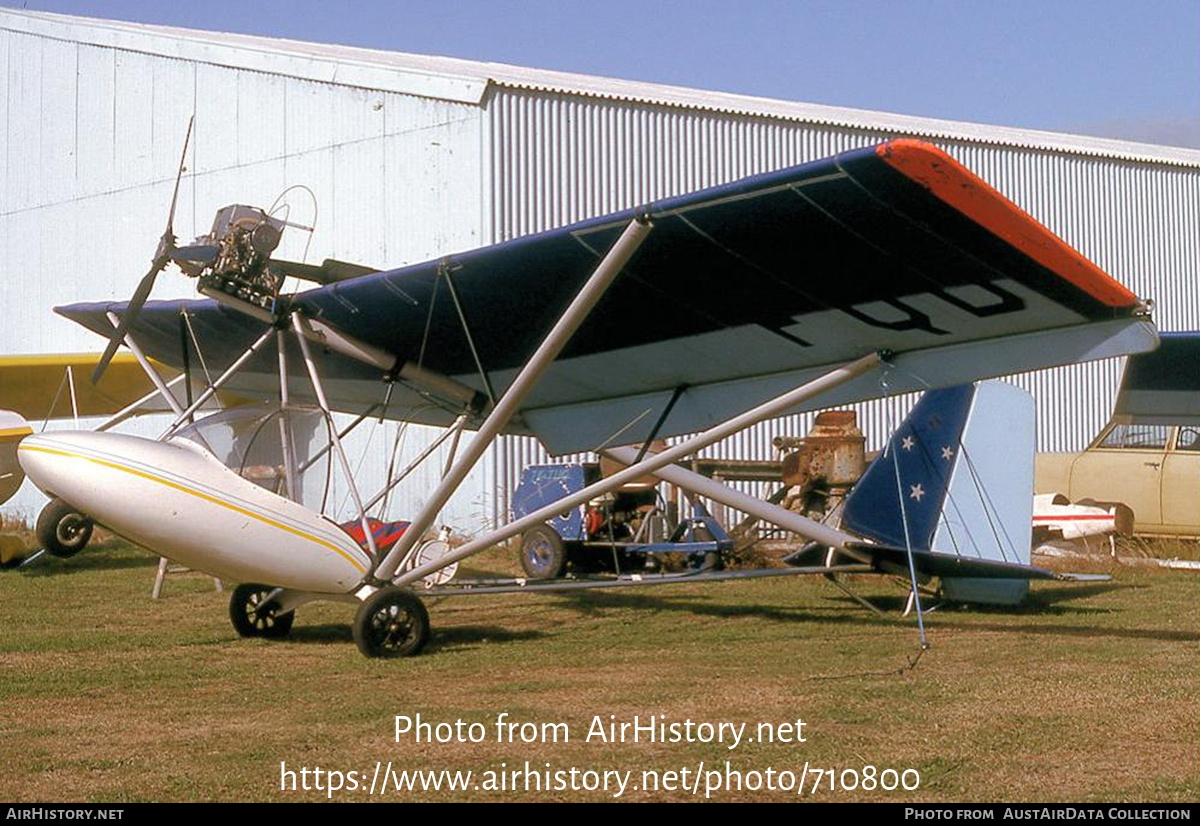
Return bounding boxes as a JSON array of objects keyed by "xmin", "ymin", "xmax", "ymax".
[
  {"xmin": 373, "ymin": 215, "xmax": 656, "ymax": 581},
  {"xmin": 392, "ymin": 350, "xmax": 883, "ymax": 587}
]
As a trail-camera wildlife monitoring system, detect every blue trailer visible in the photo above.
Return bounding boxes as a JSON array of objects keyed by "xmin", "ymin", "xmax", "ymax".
[{"xmin": 511, "ymin": 462, "xmax": 732, "ymax": 579}]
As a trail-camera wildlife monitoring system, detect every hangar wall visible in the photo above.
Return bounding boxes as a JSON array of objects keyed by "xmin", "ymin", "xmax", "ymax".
[
  {"xmin": 485, "ymin": 88, "xmax": 1200, "ymax": 522},
  {"xmin": 0, "ymin": 14, "xmax": 497, "ymax": 526},
  {"xmin": 2, "ymin": 10, "xmax": 1198, "ymax": 534}
]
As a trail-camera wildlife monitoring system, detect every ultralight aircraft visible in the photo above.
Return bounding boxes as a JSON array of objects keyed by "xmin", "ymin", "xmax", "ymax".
[{"xmin": 2, "ymin": 123, "xmax": 1158, "ymax": 657}]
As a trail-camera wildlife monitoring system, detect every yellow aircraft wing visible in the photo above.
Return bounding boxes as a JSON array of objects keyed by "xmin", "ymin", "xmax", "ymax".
[{"xmin": 0, "ymin": 352, "xmax": 179, "ymax": 421}]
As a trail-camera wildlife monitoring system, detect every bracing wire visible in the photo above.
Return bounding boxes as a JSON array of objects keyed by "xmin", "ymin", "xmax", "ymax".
[
  {"xmin": 880, "ymin": 364, "xmax": 929, "ymax": 650},
  {"xmin": 337, "ymin": 413, "xmax": 381, "ymax": 519},
  {"xmin": 876, "ymin": 359, "xmax": 984, "ymax": 560},
  {"xmin": 957, "ymin": 444, "xmax": 1021, "ymax": 564},
  {"xmin": 417, "ymin": 277, "xmax": 440, "ymax": 370},
  {"xmin": 886, "ymin": 369, "xmax": 1022, "ymax": 565},
  {"xmin": 378, "ymin": 416, "xmax": 413, "ymax": 519},
  {"xmin": 182, "ymin": 311, "xmax": 215, "ymax": 390},
  {"xmin": 40, "ymin": 370, "xmax": 70, "ymax": 432}
]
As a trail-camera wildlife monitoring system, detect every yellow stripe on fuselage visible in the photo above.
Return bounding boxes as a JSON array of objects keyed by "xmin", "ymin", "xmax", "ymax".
[{"xmin": 18, "ymin": 443, "xmax": 367, "ymax": 573}]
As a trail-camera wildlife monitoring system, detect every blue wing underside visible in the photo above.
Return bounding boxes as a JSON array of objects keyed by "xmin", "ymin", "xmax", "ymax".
[{"xmin": 57, "ymin": 142, "xmax": 1155, "ymax": 454}]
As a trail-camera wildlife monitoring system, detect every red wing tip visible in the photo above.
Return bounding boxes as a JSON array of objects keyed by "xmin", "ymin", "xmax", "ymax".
[
  {"xmin": 875, "ymin": 138, "xmax": 947, "ymax": 162},
  {"xmin": 874, "ymin": 140, "xmax": 1140, "ymax": 309}
]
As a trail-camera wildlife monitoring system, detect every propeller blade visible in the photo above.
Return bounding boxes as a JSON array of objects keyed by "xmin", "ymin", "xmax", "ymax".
[
  {"xmin": 91, "ymin": 257, "xmax": 166, "ymax": 384},
  {"xmin": 93, "ymin": 117, "xmax": 195, "ymax": 385},
  {"xmin": 164, "ymin": 115, "xmax": 194, "ymax": 238},
  {"xmin": 170, "ymin": 244, "xmax": 219, "ymax": 265}
]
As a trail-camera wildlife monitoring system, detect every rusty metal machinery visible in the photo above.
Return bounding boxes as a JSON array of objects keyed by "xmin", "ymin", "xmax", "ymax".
[{"xmin": 775, "ymin": 410, "xmax": 866, "ymax": 523}]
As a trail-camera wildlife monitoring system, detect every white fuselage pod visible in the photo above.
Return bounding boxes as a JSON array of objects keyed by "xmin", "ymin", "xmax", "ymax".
[
  {"xmin": 18, "ymin": 431, "xmax": 372, "ymax": 593},
  {"xmin": 1032, "ymin": 494, "xmax": 1121, "ymax": 541}
]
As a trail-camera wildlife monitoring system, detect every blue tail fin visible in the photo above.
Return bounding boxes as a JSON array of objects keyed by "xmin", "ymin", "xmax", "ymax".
[{"xmin": 841, "ymin": 382, "xmax": 1035, "ymax": 604}]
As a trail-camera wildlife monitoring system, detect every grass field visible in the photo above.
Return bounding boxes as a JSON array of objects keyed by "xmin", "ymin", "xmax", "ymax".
[{"xmin": 0, "ymin": 540, "xmax": 1196, "ymax": 803}]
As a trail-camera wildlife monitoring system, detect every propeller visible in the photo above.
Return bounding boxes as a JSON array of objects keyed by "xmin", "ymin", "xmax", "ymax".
[{"xmin": 92, "ymin": 116, "xmax": 195, "ymax": 384}]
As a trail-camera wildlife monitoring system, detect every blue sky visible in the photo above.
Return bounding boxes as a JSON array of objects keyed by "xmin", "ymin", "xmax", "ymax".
[{"xmin": 9, "ymin": 0, "xmax": 1200, "ymax": 147}]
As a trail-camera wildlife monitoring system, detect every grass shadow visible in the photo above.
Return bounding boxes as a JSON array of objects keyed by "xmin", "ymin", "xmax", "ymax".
[
  {"xmin": 286, "ymin": 623, "xmax": 355, "ymax": 644},
  {"xmin": 13, "ymin": 545, "xmax": 159, "ymax": 576},
  {"xmin": 425, "ymin": 625, "xmax": 548, "ymax": 652},
  {"xmin": 540, "ymin": 579, "xmax": 1198, "ymax": 645},
  {"xmin": 551, "ymin": 587, "xmax": 864, "ymax": 626},
  {"xmin": 282, "ymin": 622, "xmax": 548, "ymax": 652}
]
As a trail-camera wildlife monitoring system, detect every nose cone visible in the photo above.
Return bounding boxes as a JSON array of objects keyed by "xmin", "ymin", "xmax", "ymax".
[
  {"xmin": 18, "ymin": 431, "xmax": 101, "ymax": 504},
  {"xmin": 20, "ymin": 430, "xmax": 174, "ymax": 510},
  {"xmin": 17, "ymin": 430, "xmax": 369, "ymax": 592},
  {"xmin": 17, "ymin": 433, "xmax": 58, "ymax": 487}
]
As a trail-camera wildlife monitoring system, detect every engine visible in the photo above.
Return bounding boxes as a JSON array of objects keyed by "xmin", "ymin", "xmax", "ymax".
[
  {"xmin": 186, "ymin": 205, "xmax": 286, "ymax": 310},
  {"xmin": 584, "ymin": 488, "xmax": 665, "ymax": 543}
]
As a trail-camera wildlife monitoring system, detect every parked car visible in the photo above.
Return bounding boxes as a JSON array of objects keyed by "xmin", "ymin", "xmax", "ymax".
[{"xmin": 1035, "ymin": 333, "xmax": 1199, "ymax": 538}]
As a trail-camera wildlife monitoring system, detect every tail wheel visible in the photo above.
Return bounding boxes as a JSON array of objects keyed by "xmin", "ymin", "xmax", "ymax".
[
  {"xmin": 36, "ymin": 498, "xmax": 94, "ymax": 559},
  {"xmin": 353, "ymin": 588, "xmax": 430, "ymax": 658},
  {"xmin": 230, "ymin": 583, "xmax": 294, "ymax": 639},
  {"xmin": 519, "ymin": 524, "xmax": 567, "ymax": 579}
]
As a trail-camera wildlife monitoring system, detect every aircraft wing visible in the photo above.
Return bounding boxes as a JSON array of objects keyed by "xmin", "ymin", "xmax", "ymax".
[
  {"xmin": 0, "ymin": 353, "xmax": 179, "ymax": 421},
  {"xmin": 57, "ymin": 139, "xmax": 1157, "ymax": 453},
  {"xmin": 1111, "ymin": 331, "xmax": 1200, "ymax": 427}
]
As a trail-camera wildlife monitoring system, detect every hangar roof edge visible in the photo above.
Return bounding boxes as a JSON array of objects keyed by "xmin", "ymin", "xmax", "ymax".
[{"xmin": 3, "ymin": 8, "xmax": 1199, "ymax": 170}]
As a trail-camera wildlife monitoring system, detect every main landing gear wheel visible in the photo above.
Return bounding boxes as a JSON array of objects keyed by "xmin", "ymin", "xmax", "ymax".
[
  {"xmin": 353, "ymin": 587, "xmax": 430, "ymax": 658},
  {"xmin": 229, "ymin": 583, "xmax": 295, "ymax": 639},
  {"xmin": 36, "ymin": 498, "xmax": 94, "ymax": 559},
  {"xmin": 519, "ymin": 524, "xmax": 567, "ymax": 579}
]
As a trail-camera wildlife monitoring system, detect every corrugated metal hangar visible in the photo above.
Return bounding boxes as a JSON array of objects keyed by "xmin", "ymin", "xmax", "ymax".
[{"xmin": 2, "ymin": 9, "xmax": 1198, "ymax": 532}]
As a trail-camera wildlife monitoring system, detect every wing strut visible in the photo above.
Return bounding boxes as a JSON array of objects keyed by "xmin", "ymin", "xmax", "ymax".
[
  {"xmin": 104, "ymin": 311, "xmax": 186, "ymax": 419},
  {"xmin": 94, "ymin": 374, "xmax": 189, "ymax": 433},
  {"xmin": 391, "ymin": 350, "xmax": 883, "ymax": 587},
  {"xmin": 373, "ymin": 215, "xmax": 656, "ymax": 582},
  {"xmin": 293, "ymin": 314, "xmax": 379, "ymax": 559},
  {"xmin": 600, "ymin": 445, "xmax": 865, "ymax": 556},
  {"xmin": 160, "ymin": 327, "xmax": 276, "ymax": 440},
  {"xmin": 277, "ymin": 329, "xmax": 300, "ymax": 501}
]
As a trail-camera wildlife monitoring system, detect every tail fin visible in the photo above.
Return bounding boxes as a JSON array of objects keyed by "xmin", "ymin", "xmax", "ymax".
[
  {"xmin": 0, "ymin": 410, "xmax": 32, "ymax": 506},
  {"xmin": 841, "ymin": 382, "xmax": 1035, "ymax": 604}
]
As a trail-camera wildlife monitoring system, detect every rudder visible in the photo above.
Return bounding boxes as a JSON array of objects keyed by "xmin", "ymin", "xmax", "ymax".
[{"xmin": 841, "ymin": 382, "xmax": 1035, "ymax": 605}]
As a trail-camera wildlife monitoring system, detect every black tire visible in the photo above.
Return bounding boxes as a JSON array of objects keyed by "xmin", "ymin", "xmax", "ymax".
[
  {"xmin": 36, "ymin": 498, "xmax": 93, "ymax": 559},
  {"xmin": 519, "ymin": 524, "xmax": 567, "ymax": 579},
  {"xmin": 229, "ymin": 583, "xmax": 295, "ymax": 639},
  {"xmin": 353, "ymin": 588, "xmax": 430, "ymax": 658}
]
